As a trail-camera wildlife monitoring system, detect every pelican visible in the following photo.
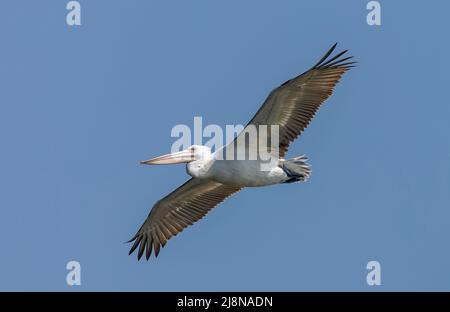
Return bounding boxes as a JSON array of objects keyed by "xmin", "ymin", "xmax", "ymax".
[{"xmin": 128, "ymin": 43, "xmax": 355, "ymax": 260}]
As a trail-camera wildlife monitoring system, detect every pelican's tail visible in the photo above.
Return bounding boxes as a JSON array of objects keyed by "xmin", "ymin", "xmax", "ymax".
[{"xmin": 280, "ymin": 155, "xmax": 311, "ymax": 183}]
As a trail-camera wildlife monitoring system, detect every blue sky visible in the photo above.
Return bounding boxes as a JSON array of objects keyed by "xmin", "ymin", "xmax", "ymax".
[{"xmin": 0, "ymin": 0, "xmax": 449, "ymax": 291}]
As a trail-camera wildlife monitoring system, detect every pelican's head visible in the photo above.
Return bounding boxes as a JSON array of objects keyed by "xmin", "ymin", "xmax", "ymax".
[{"xmin": 140, "ymin": 145, "xmax": 211, "ymax": 165}]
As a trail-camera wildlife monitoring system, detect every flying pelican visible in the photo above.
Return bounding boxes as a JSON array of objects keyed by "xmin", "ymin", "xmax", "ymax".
[{"xmin": 128, "ymin": 43, "xmax": 355, "ymax": 260}]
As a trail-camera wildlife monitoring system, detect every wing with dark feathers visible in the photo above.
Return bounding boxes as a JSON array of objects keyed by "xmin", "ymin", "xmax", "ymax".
[
  {"xmin": 128, "ymin": 178, "xmax": 241, "ymax": 260},
  {"xmin": 233, "ymin": 43, "xmax": 355, "ymax": 158}
]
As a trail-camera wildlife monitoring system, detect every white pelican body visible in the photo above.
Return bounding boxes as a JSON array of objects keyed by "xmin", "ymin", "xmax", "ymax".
[
  {"xmin": 129, "ymin": 43, "xmax": 355, "ymax": 260},
  {"xmin": 203, "ymin": 158, "xmax": 287, "ymax": 187},
  {"xmin": 148, "ymin": 145, "xmax": 308, "ymax": 187}
]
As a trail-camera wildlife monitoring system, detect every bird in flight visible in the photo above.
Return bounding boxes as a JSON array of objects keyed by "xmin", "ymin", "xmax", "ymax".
[{"xmin": 128, "ymin": 43, "xmax": 355, "ymax": 260}]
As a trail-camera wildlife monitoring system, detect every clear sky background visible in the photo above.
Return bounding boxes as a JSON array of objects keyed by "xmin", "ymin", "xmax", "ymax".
[{"xmin": 0, "ymin": 0, "xmax": 449, "ymax": 291}]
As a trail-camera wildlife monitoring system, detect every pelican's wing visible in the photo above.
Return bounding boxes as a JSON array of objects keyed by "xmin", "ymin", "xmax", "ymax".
[
  {"xmin": 128, "ymin": 178, "xmax": 241, "ymax": 260},
  {"xmin": 234, "ymin": 43, "xmax": 355, "ymax": 158}
]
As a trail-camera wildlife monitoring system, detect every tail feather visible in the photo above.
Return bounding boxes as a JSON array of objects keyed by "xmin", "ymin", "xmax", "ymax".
[{"xmin": 280, "ymin": 155, "xmax": 311, "ymax": 183}]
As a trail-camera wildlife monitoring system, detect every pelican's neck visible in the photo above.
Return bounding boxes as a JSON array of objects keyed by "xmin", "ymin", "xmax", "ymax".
[{"xmin": 186, "ymin": 152, "xmax": 215, "ymax": 179}]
